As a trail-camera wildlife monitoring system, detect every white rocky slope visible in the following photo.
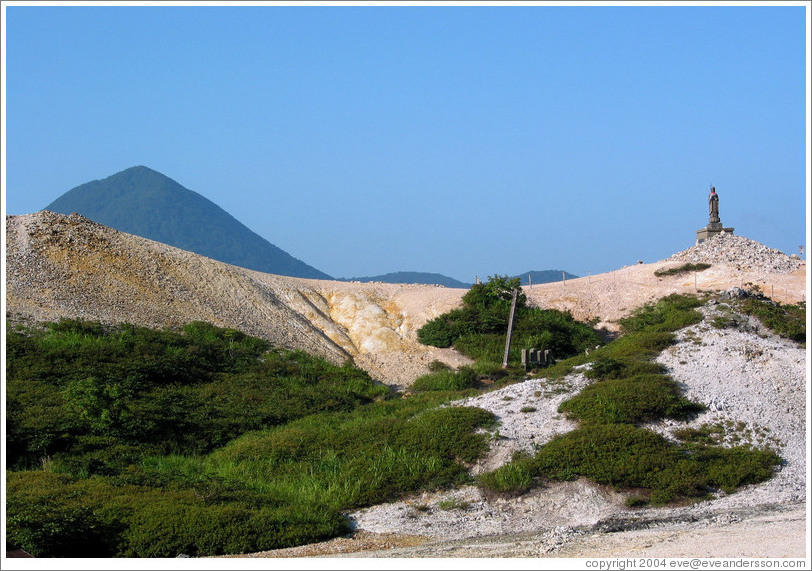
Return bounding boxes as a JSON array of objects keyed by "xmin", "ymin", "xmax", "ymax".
[{"xmin": 665, "ymin": 232, "xmax": 804, "ymax": 274}]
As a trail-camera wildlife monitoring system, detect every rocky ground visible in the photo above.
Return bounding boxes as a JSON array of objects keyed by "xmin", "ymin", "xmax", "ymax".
[{"xmin": 4, "ymin": 212, "xmax": 808, "ymax": 560}]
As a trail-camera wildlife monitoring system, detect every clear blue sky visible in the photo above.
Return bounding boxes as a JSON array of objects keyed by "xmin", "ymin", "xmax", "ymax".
[{"xmin": 3, "ymin": 2, "xmax": 809, "ymax": 282}]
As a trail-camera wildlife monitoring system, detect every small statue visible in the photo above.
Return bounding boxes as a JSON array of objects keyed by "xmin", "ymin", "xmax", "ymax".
[{"xmin": 709, "ymin": 186, "xmax": 720, "ymax": 223}]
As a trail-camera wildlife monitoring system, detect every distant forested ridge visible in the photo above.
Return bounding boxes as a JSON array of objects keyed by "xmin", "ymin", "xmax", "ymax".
[{"xmin": 45, "ymin": 166, "xmax": 332, "ymax": 279}]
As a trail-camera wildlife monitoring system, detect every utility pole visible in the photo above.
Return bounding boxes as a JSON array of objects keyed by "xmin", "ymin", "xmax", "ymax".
[{"xmin": 502, "ymin": 289, "xmax": 518, "ymax": 369}]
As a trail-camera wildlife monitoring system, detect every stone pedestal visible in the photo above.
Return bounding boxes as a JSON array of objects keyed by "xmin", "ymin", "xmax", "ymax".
[{"xmin": 696, "ymin": 223, "xmax": 734, "ymax": 244}]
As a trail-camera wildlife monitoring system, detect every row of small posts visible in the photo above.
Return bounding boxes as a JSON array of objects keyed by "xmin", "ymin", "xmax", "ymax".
[{"xmin": 521, "ymin": 348, "xmax": 553, "ymax": 371}]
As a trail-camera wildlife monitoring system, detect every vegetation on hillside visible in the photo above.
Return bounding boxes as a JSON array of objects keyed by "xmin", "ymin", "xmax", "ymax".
[
  {"xmin": 6, "ymin": 319, "xmax": 495, "ymax": 557},
  {"xmin": 654, "ymin": 262, "xmax": 711, "ymax": 277},
  {"xmin": 476, "ymin": 294, "xmax": 781, "ymax": 505},
  {"xmin": 737, "ymin": 297, "xmax": 806, "ymax": 344},
  {"xmin": 415, "ymin": 275, "xmax": 603, "ymax": 387},
  {"xmin": 7, "ymin": 285, "xmax": 793, "ymax": 556}
]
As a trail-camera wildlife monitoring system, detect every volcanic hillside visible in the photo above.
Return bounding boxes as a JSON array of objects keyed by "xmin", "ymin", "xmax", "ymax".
[{"xmin": 4, "ymin": 211, "xmax": 806, "ymax": 386}]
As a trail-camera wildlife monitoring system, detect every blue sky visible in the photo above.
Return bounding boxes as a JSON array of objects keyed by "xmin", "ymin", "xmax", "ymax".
[{"xmin": 3, "ymin": 2, "xmax": 809, "ymax": 282}]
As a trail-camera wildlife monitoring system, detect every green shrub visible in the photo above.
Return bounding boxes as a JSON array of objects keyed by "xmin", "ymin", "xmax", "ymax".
[
  {"xmin": 559, "ymin": 374, "xmax": 704, "ymax": 424},
  {"xmin": 476, "ymin": 455, "xmax": 535, "ymax": 496},
  {"xmin": 532, "ymin": 424, "xmax": 679, "ymax": 486},
  {"xmin": 694, "ymin": 445, "xmax": 781, "ymax": 493},
  {"xmin": 584, "ymin": 356, "xmax": 667, "ymax": 380},
  {"xmin": 6, "ymin": 321, "xmax": 389, "ymax": 470},
  {"xmin": 737, "ymin": 299, "xmax": 805, "ymax": 343},
  {"xmin": 417, "ymin": 276, "xmax": 602, "ymax": 364},
  {"xmin": 654, "ymin": 263, "xmax": 711, "ymax": 277},
  {"xmin": 416, "ymin": 308, "xmax": 480, "ymax": 348},
  {"xmin": 596, "ymin": 331, "xmax": 676, "ymax": 362},
  {"xmin": 121, "ymin": 502, "xmax": 348, "ymax": 557},
  {"xmin": 5, "ymin": 471, "xmax": 126, "ymax": 557},
  {"xmin": 619, "ymin": 294, "xmax": 703, "ymax": 334}
]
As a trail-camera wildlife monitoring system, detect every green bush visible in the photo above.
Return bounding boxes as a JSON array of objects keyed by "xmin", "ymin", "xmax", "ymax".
[
  {"xmin": 121, "ymin": 502, "xmax": 347, "ymax": 557},
  {"xmin": 417, "ymin": 276, "xmax": 602, "ymax": 364},
  {"xmin": 584, "ymin": 357, "xmax": 667, "ymax": 381},
  {"xmin": 532, "ymin": 424, "xmax": 678, "ymax": 486},
  {"xmin": 524, "ymin": 424, "xmax": 778, "ymax": 504},
  {"xmin": 559, "ymin": 374, "xmax": 704, "ymax": 425},
  {"xmin": 694, "ymin": 445, "xmax": 782, "ymax": 493},
  {"xmin": 737, "ymin": 299, "xmax": 805, "ymax": 344},
  {"xmin": 6, "ymin": 321, "xmax": 389, "ymax": 470},
  {"xmin": 416, "ymin": 307, "xmax": 480, "ymax": 348},
  {"xmin": 654, "ymin": 263, "xmax": 711, "ymax": 277},
  {"xmin": 476, "ymin": 454, "xmax": 535, "ymax": 496},
  {"xmin": 619, "ymin": 294, "xmax": 703, "ymax": 334},
  {"xmin": 597, "ymin": 331, "xmax": 676, "ymax": 361},
  {"xmin": 5, "ymin": 471, "xmax": 126, "ymax": 557},
  {"xmin": 391, "ymin": 406, "xmax": 497, "ymax": 463}
]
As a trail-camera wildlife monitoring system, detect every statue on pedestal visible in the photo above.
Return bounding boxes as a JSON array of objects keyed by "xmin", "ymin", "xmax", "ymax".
[
  {"xmin": 697, "ymin": 185, "xmax": 734, "ymax": 244},
  {"xmin": 709, "ymin": 186, "xmax": 720, "ymax": 224}
]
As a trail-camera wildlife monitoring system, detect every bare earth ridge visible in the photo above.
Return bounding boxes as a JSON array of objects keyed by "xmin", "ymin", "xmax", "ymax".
[{"xmin": 4, "ymin": 211, "xmax": 809, "ymax": 559}]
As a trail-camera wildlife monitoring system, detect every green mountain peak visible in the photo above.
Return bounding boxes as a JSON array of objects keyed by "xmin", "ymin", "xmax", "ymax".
[{"xmin": 45, "ymin": 166, "xmax": 332, "ymax": 280}]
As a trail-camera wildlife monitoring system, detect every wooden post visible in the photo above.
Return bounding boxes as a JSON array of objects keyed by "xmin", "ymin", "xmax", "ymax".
[{"xmin": 502, "ymin": 289, "xmax": 518, "ymax": 369}]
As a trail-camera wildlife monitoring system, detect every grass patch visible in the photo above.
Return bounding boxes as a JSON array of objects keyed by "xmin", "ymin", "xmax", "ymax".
[
  {"xmin": 411, "ymin": 366, "xmax": 479, "ymax": 392},
  {"xmin": 438, "ymin": 497, "xmax": 471, "ymax": 510},
  {"xmin": 736, "ymin": 298, "xmax": 805, "ymax": 344},
  {"xmin": 618, "ymin": 294, "xmax": 704, "ymax": 334},
  {"xmin": 481, "ymin": 424, "xmax": 779, "ymax": 505},
  {"xmin": 654, "ymin": 263, "xmax": 711, "ymax": 277},
  {"xmin": 559, "ymin": 374, "xmax": 704, "ymax": 425}
]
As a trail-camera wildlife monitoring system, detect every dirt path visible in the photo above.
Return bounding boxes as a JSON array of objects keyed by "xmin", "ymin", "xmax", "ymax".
[{"xmin": 223, "ymin": 502, "xmax": 805, "ymax": 559}]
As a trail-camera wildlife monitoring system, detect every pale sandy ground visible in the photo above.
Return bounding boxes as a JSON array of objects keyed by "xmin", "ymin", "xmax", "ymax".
[{"xmin": 236, "ymin": 503, "xmax": 805, "ymax": 559}]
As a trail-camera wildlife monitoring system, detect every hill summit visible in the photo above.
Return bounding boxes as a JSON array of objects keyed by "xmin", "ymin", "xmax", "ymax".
[{"xmin": 45, "ymin": 165, "xmax": 332, "ymax": 279}]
